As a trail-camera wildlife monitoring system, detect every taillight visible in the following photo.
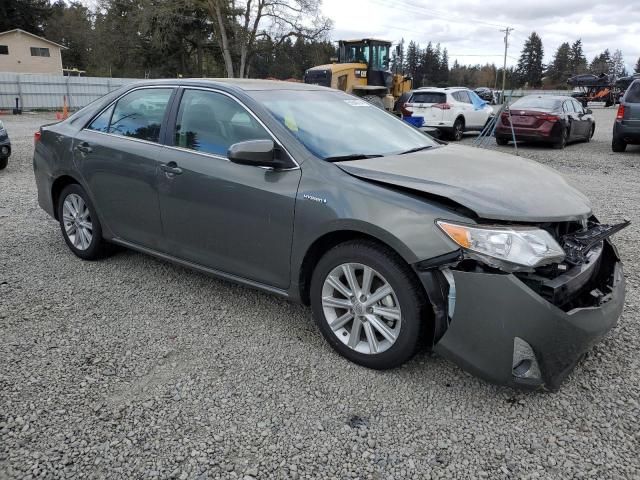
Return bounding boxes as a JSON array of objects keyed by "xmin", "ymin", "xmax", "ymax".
[
  {"xmin": 400, "ymin": 102, "xmax": 412, "ymax": 117},
  {"xmin": 34, "ymin": 131, "xmax": 41, "ymax": 143},
  {"xmin": 433, "ymin": 103, "xmax": 451, "ymax": 110},
  {"xmin": 616, "ymin": 105, "xmax": 625, "ymax": 120},
  {"xmin": 535, "ymin": 114, "xmax": 559, "ymax": 122}
]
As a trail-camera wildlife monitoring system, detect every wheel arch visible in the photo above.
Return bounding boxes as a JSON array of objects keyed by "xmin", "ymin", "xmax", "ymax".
[
  {"xmin": 297, "ymin": 228, "xmax": 420, "ymax": 306},
  {"xmin": 51, "ymin": 174, "xmax": 83, "ymax": 220}
]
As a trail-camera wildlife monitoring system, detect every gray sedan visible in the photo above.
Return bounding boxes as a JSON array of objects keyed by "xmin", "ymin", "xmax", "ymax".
[{"xmin": 33, "ymin": 79, "xmax": 627, "ymax": 390}]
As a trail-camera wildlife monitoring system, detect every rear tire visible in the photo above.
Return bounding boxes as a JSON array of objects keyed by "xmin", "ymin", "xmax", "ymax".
[
  {"xmin": 450, "ymin": 117, "xmax": 464, "ymax": 141},
  {"xmin": 0, "ymin": 157, "xmax": 7, "ymax": 170},
  {"xmin": 310, "ymin": 240, "xmax": 426, "ymax": 370},
  {"xmin": 553, "ymin": 127, "xmax": 568, "ymax": 149},
  {"xmin": 612, "ymin": 138, "xmax": 627, "ymax": 152},
  {"xmin": 363, "ymin": 95, "xmax": 385, "ymax": 109},
  {"xmin": 57, "ymin": 184, "xmax": 110, "ymax": 260},
  {"xmin": 496, "ymin": 136, "xmax": 509, "ymax": 146}
]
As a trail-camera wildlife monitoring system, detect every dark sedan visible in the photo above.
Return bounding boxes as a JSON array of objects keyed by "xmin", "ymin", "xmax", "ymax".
[
  {"xmin": 496, "ymin": 95, "xmax": 595, "ymax": 149},
  {"xmin": 0, "ymin": 119, "xmax": 11, "ymax": 170},
  {"xmin": 33, "ymin": 79, "xmax": 626, "ymax": 391}
]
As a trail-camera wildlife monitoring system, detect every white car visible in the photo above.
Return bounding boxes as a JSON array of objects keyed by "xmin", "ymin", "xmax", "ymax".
[{"xmin": 404, "ymin": 87, "xmax": 494, "ymax": 141}]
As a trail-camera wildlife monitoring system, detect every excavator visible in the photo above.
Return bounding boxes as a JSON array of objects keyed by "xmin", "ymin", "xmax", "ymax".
[{"xmin": 303, "ymin": 39, "xmax": 412, "ymax": 111}]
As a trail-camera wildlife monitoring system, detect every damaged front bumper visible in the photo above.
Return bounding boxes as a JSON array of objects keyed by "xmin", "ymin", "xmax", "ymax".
[{"xmin": 419, "ymin": 240, "xmax": 625, "ymax": 391}]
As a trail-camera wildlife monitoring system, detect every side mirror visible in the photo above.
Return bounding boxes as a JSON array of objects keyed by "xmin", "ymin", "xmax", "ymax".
[
  {"xmin": 228, "ymin": 139, "xmax": 292, "ymax": 169},
  {"xmin": 586, "ymin": 108, "xmax": 593, "ymax": 114}
]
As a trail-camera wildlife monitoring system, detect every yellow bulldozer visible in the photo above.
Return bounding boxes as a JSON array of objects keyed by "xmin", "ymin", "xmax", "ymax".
[{"xmin": 303, "ymin": 39, "xmax": 412, "ymax": 111}]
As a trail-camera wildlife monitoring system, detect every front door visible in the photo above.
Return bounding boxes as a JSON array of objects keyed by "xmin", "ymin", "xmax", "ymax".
[
  {"xmin": 157, "ymin": 88, "xmax": 301, "ymax": 289},
  {"xmin": 74, "ymin": 87, "xmax": 175, "ymax": 250}
]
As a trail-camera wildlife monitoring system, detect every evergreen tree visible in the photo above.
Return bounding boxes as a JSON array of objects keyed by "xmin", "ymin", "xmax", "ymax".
[
  {"xmin": 0, "ymin": 0, "xmax": 51, "ymax": 34},
  {"xmin": 590, "ymin": 49, "xmax": 611, "ymax": 75},
  {"xmin": 516, "ymin": 32, "xmax": 544, "ymax": 87},
  {"xmin": 404, "ymin": 41, "xmax": 420, "ymax": 84},
  {"xmin": 568, "ymin": 39, "xmax": 588, "ymax": 74},
  {"xmin": 439, "ymin": 48, "xmax": 449, "ymax": 85},
  {"xmin": 548, "ymin": 42, "xmax": 571, "ymax": 86}
]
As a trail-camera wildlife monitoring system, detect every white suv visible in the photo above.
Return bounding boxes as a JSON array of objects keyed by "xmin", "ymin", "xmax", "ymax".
[{"xmin": 403, "ymin": 87, "xmax": 494, "ymax": 141}]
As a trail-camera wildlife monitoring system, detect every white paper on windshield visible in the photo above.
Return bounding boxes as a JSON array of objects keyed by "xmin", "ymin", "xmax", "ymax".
[{"xmin": 344, "ymin": 99, "xmax": 371, "ymax": 107}]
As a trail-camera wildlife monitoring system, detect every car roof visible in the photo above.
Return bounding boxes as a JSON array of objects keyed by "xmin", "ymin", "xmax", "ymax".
[
  {"xmin": 413, "ymin": 86, "xmax": 468, "ymax": 93},
  {"xmin": 516, "ymin": 94, "xmax": 573, "ymax": 101},
  {"xmin": 122, "ymin": 78, "xmax": 330, "ymax": 92}
]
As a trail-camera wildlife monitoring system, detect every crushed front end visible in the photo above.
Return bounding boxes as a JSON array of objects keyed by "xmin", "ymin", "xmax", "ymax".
[{"xmin": 417, "ymin": 219, "xmax": 627, "ymax": 391}]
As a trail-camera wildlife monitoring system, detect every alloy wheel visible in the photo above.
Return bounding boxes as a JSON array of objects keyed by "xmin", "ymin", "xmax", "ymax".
[
  {"xmin": 62, "ymin": 193, "xmax": 93, "ymax": 251},
  {"xmin": 321, "ymin": 263, "xmax": 401, "ymax": 355}
]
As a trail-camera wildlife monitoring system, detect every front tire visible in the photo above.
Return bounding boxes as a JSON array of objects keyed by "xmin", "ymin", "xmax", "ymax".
[
  {"xmin": 57, "ymin": 184, "xmax": 109, "ymax": 260},
  {"xmin": 310, "ymin": 241, "xmax": 426, "ymax": 370},
  {"xmin": 496, "ymin": 136, "xmax": 509, "ymax": 146}
]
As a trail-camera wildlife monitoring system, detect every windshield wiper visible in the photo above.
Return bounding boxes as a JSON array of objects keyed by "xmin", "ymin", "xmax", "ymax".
[
  {"xmin": 323, "ymin": 154, "xmax": 384, "ymax": 162},
  {"xmin": 398, "ymin": 145, "xmax": 434, "ymax": 155}
]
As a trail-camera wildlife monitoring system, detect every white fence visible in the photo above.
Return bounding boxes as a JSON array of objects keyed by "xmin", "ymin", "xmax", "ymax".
[{"xmin": 0, "ymin": 73, "xmax": 139, "ymax": 110}]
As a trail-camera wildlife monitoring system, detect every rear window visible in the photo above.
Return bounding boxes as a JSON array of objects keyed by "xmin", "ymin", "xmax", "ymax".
[
  {"xmin": 625, "ymin": 81, "xmax": 640, "ymax": 103},
  {"xmin": 409, "ymin": 92, "xmax": 446, "ymax": 104},
  {"xmin": 511, "ymin": 96, "xmax": 561, "ymax": 110}
]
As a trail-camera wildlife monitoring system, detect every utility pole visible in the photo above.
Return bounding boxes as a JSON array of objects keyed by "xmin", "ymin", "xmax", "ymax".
[{"xmin": 500, "ymin": 27, "xmax": 513, "ymax": 104}]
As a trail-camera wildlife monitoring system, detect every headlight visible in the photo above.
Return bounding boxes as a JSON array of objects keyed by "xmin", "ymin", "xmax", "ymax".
[{"xmin": 437, "ymin": 221, "xmax": 565, "ymax": 271}]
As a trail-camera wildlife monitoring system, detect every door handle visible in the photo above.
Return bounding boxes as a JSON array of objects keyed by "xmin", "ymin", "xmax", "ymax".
[
  {"xmin": 160, "ymin": 162, "xmax": 183, "ymax": 176},
  {"xmin": 75, "ymin": 142, "xmax": 92, "ymax": 154}
]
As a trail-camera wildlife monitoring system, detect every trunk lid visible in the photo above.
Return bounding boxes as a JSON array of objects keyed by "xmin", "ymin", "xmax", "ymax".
[
  {"xmin": 406, "ymin": 91, "xmax": 447, "ymax": 124},
  {"xmin": 503, "ymin": 109, "xmax": 557, "ymax": 129},
  {"xmin": 336, "ymin": 145, "xmax": 592, "ymax": 222}
]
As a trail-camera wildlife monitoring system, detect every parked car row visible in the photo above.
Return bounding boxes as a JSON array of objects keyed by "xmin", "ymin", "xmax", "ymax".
[{"xmin": 496, "ymin": 79, "xmax": 640, "ymax": 152}]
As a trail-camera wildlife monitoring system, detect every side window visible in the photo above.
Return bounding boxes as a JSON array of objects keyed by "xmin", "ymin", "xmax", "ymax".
[
  {"xmin": 105, "ymin": 88, "xmax": 173, "ymax": 142},
  {"xmin": 451, "ymin": 92, "xmax": 460, "ymax": 102},
  {"xmin": 87, "ymin": 105, "xmax": 114, "ymax": 133},
  {"xmin": 459, "ymin": 91, "xmax": 472, "ymax": 104},
  {"xmin": 563, "ymin": 101, "xmax": 573, "ymax": 113},
  {"xmin": 572, "ymin": 100, "xmax": 584, "ymax": 113},
  {"xmin": 175, "ymin": 89, "xmax": 270, "ymax": 157}
]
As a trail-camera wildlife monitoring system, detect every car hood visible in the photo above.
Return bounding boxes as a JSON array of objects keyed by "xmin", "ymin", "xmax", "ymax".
[{"xmin": 336, "ymin": 145, "xmax": 592, "ymax": 222}]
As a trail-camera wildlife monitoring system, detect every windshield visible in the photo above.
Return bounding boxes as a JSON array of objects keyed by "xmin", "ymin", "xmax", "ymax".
[
  {"xmin": 410, "ymin": 92, "xmax": 446, "ymax": 104},
  {"xmin": 343, "ymin": 43, "xmax": 369, "ymax": 64},
  {"xmin": 511, "ymin": 96, "xmax": 561, "ymax": 111},
  {"xmin": 251, "ymin": 90, "xmax": 437, "ymax": 159}
]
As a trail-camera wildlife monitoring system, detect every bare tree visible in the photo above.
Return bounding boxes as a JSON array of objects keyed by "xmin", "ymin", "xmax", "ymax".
[{"xmin": 203, "ymin": 0, "xmax": 331, "ymax": 78}]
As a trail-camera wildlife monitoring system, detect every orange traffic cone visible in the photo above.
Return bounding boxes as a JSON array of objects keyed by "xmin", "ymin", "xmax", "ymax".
[{"xmin": 56, "ymin": 96, "xmax": 69, "ymax": 120}]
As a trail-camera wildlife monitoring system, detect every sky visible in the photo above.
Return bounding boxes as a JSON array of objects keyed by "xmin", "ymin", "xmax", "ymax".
[{"xmin": 320, "ymin": 0, "xmax": 640, "ymax": 73}]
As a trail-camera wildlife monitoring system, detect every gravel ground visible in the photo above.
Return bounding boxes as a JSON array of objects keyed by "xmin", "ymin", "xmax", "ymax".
[{"xmin": 1, "ymin": 108, "xmax": 639, "ymax": 480}]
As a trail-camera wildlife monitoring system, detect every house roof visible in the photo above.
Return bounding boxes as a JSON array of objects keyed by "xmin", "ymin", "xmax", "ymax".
[{"xmin": 0, "ymin": 29, "xmax": 68, "ymax": 49}]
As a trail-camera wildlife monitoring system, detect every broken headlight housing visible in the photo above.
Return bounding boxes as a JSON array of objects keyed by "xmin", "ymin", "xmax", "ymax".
[{"xmin": 437, "ymin": 221, "xmax": 565, "ymax": 272}]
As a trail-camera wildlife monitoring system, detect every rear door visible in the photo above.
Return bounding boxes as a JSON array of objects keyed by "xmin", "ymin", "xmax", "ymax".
[
  {"xmin": 571, "ymin": 99, "xmax": 590, "ymax": 137},
  {"xmin": 73, "ymin": 87, "xmax": 176, "ymax": 250},
  {"xmin": 623, "ymin": 81, "xmax": 640, "ymax": 123},
  {"xmin": 563, "ymin": 100, "xmax": 580, "ymax": 139},
  {"xmin": 457, "ymin": 90, "xmax": 485, "ymax": 129},
  {"xmin": 157, "ymin": 88, "xmax": 301, "ymax": 289},
  {"xmin": 406, "ymin": 91, "xmax": 446, "ymax": 125}
]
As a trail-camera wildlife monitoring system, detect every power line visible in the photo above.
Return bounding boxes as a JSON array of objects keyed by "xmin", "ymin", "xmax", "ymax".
[{"xmin": 373, "ymin": 0, "xmax": 509, "ymax": 29}]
